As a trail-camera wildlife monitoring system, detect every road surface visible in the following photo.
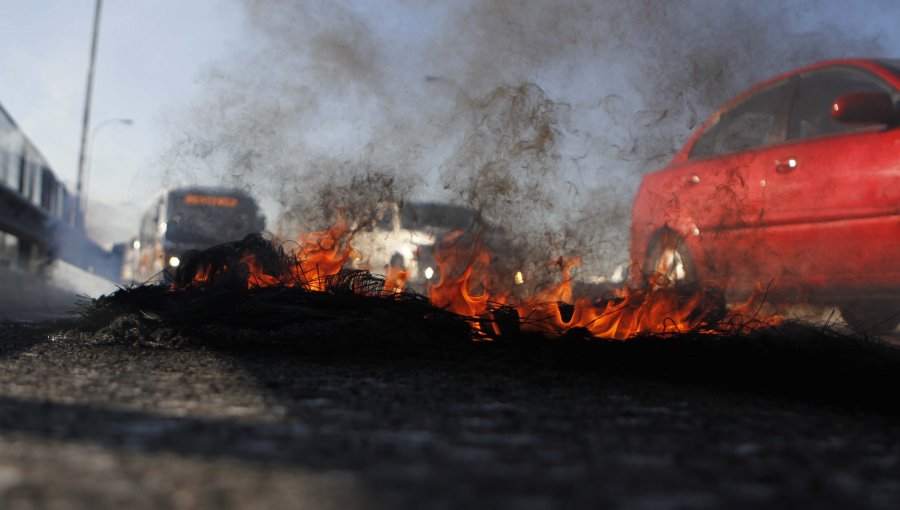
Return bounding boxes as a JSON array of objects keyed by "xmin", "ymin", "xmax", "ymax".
[{"xmin": 0, "ymin": 319, "xmax": 898, "ymax": 509}]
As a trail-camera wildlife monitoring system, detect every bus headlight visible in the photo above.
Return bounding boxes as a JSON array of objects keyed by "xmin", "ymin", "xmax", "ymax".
[{"xmin": 168, "ymin": 256, "xmax": 180, "ymax": 268}]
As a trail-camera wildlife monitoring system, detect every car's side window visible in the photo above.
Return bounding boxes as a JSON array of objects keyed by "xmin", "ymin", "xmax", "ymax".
[
  {"xmin": 690, "ymin": 79, "xmax": 792, "ymax": 159},
  {"xmin": 690, "ymin": 80, "xmax": 791, "ymax": 159},
  {"xmin": 788, "ymin": 67, "xmax": 894, "ymax": 140}
]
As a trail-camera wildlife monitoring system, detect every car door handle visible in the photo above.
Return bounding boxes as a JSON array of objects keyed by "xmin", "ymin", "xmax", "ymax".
[{"xmin": 775, "ymin": 158, "xmax": 798, "ymax": 173}]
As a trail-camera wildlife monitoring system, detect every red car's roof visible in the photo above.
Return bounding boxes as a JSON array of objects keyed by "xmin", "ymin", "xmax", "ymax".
[
  {"xmin": 670, "ymin": 59, "xmax": 900, "ymax": 165},
  {"xmin": 751, "ymin": 58, "xmax": 900, "ymax": 92}
]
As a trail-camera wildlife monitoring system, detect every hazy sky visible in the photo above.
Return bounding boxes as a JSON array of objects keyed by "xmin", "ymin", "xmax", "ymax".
[
  {"xmin": 2, "ymin": 1, "xmax": 900, "ymax": 254},
  {"xmin": 0, "ymin": 0, "xmax": 249, "ymax": 240}
]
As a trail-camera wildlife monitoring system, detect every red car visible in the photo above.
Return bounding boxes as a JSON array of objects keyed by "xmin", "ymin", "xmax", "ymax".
[{"xmin": 630, "ymin": 59, "xmax": 900, "ymax": 333}]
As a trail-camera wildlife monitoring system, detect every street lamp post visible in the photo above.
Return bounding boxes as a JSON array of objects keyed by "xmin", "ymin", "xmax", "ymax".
[
  {"xmin": 74, "ymin": 0, "xmax": 104, "ymax": 229},
  {"xmin": 80, "ymin": 117, "xmax": 133, "ymax": 222}
]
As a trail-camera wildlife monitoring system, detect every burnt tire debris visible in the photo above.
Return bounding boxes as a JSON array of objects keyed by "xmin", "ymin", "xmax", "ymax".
[
  {"xmin": 74, "ymin": 235, "xmax": 733, "ymax": 345},
  {"xmin": 67, "ymin": 235, "xmax": 900, "ymax": 415}
]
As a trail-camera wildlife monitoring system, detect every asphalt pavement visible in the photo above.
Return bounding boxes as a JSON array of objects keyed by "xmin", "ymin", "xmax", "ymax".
[{"xmin": 0, "ymin": 319, "xmax": 898, "ymax": 510}]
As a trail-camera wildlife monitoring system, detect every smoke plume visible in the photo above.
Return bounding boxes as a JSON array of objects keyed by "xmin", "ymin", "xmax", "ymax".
[{"xmin": 161, "ymin": 0, "xmax": 889, "ymax": 277}]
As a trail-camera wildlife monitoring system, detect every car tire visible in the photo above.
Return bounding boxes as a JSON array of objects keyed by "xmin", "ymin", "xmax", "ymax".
[
  {"xmin": 644, "ymin": 230, "xmax": 698, "ymax": 290},
  {"xmin": 840, "ymin": 301, "xmax": 900, "ymax": 335}
]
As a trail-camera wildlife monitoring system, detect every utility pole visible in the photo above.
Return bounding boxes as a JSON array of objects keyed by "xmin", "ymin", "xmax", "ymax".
[{"xmin": 74, "ymin": 0, "xmax": 103, "ymax": 229}]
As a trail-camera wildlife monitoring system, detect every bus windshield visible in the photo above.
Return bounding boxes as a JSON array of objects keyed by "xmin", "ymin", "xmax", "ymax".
[{"xmin": 165, "ymin": 190, "xmax": 263, "ymax": 246}]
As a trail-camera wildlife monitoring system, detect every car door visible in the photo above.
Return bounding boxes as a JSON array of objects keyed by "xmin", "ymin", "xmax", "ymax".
[
  {"xmin": 759, "ymin": 65, "xmax": 900, "ymax": 296},
  {"xmin": 677, "ymin": 77, "xmax": 794, "ymax": 293}
]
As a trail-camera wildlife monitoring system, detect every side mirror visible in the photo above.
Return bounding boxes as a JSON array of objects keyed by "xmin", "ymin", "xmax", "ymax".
[{"xmin": 831, "ymin": 92, "xmax": 897, "ymax": 124}]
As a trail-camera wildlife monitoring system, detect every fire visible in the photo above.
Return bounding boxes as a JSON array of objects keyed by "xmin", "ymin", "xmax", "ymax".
[
  {"xmin": 287, "ymin": 221, "xmax": 357, "ymax": 291},
  {"xmin": 176, "ymin": 220, "xmax": 357, "ymax": 292},
  {"xmin": 240, "ymin": 253, "xmax": 282, "ymax": 288},
  {"xmin": 425, "ymin": 229, "xmax": 780, "ymax": 339},
  {"xmin": 175, "ymin": 223, "xmax": 779, "ymax": 340},
  {"xmin": 383, "ymin": 266, "xmax": 410, "ymax": 293},
  {"xmin": 427, "ymin": 230, "xmax": 493, "ymax": 318}
]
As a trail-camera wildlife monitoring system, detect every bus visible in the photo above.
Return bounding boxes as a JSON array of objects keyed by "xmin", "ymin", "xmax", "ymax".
[{"xmin": 133, "ymin": 186, "xmax": 265, "ymax": 282}]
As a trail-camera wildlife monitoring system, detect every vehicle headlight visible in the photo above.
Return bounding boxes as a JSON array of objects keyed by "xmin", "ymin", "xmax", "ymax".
[
  {"xmin": 168, "ymin": 256, "xmax": 180, "ymax": 268},
  {"xmin": 424, "ymin": 266, "xmax": 434, "ymax": 280}
]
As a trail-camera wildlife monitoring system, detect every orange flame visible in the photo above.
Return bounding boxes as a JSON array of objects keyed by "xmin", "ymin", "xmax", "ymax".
[
  {"xmin": 426, "ymin": 229, "xmax": 780, "ymax": 339},
  {"xmin": 240, "ymin": 254, "xmax": 282, "ymax": 288},
  {"xmin": 288, "ymin": 221, "xmax": 357, "ymax": 290},
  {"xmin": 178, "ymin": 222, "xmax": 779, "ymax": 340},
  {"xmin": 383, "ymin": 266, "xmax": 410, "ymax": 293},
  {"xmin": 179, "ymin": 219, "xmax": 357, "ymax": 292},
  {"xmin": 428, "ymin": 230, "xmax": 493, "ymax": 318}
]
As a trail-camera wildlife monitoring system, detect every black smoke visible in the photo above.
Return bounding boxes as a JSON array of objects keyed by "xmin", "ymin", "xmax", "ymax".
[{"xmin": 160, "ymin": 0, "xmax": 889, "ymax": 278}]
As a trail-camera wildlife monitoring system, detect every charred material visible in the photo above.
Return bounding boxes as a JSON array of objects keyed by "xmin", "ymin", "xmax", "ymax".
[
  {"xmin": 64, "ymin": 235, "xmax": 900, "ymax": 415},
  {"xmin": 81, "ymin": 234, "xmax": 742, "ymax": 342},
  {"xmin": 173, "ymin": 234, "xmax": 295, "ymax": 288},
  {"xmin": 78, "ymin": 235, "xmax": 472, "ymax": 347}
]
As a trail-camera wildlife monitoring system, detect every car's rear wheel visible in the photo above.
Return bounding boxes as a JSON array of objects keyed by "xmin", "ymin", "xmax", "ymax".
[
  {"xmin": 644, "ymin": 230, "xmax": 697, "ymax": 290},
  {"xmin": 840, "ymin": 300, "xmax": 900, "ymax": 335}
]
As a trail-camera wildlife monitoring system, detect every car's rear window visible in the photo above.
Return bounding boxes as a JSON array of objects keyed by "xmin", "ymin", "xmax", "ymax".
[{"xmin": 400, "ymin": 203, "xmax": 481, "ymax": 230}]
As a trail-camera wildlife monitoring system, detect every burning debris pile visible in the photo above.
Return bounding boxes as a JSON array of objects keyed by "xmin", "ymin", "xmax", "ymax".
[
  {"xmin": 78, "ymin": 234, "xmax": 471, "ymax": 348},
  {"xmin": 66, "ymin": 232, "xmax": 900, "ymax": 415},
  {"xmin": 77, "ymin": 231, "xmax": 776, "ymax": 345}
]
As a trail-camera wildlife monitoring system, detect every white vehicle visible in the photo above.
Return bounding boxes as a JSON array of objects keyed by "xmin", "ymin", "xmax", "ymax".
[
  {"xmin": 350, "ymin": 202, "xmax": 488, "ymax": 291},
  {"xmin": 351, "ymin": 202, "xmax": 436, "ymax": 287}
]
